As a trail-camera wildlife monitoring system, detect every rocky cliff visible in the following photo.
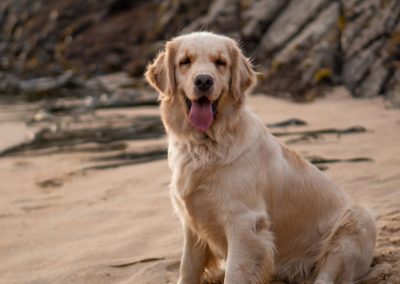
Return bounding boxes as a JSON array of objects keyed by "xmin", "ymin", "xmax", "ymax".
[{"xmin": 0, "ymin": 0, "xmax": 399, "ymax": 105}]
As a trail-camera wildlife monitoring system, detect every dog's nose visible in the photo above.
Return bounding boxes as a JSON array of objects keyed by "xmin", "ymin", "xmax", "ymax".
[{"xmin": 194, "ymin": 74, "xmax": 213, "ymax": 92}]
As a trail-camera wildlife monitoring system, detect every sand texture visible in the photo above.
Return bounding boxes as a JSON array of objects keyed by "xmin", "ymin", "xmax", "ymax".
[{"xmin": 0, "ymin": 89, "xmax": 399, "ymax": 283}]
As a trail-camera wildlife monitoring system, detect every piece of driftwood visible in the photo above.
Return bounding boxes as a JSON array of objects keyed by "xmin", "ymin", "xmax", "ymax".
[
  {"xmin": 37, "ymin": 178, "xmax": 64, "ymax": 188},
  {"xmin": 81, "ymin": 149, "xmax": 168, "ymax": 172},
  {"xmin": 271, "ymin": 126, "xmax": 367, "ymax": 137},
  {"xmin": 0, "ymin": 115, "xmax": 164, "ymax": 157},
  {"xmin": 285, "ymin": 134, "xmax": 321, "ymax": 144},
  {"xmin": 109, "ymin": 257, "xmax": 165, "ymax": 268},
  {"xmin": 4, "ymin": 142, "xmax": 128, "ymax": 158},
  {"xmin": 267, "ymin": 118, "xmax": 307, "ymax": 128},
  {"xmin": 44, "ymin": 88, "xmax": 158, "ymax": 115},
  {"xmin": 81, "ymin": 150, "xmax": 373, "ymax": 172},
  {"xmin": 306, "ymin": 155, "xmax": 374, "ymax": 165}
]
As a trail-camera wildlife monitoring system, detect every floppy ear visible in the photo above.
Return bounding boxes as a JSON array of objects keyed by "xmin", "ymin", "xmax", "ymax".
[
  {"xmin": 230, "ymin": 43, "xmax": 257, "ymax": 103},
  {"xmin": 145, "ymin": 41, "xmax": 177, "ymax": 98}
]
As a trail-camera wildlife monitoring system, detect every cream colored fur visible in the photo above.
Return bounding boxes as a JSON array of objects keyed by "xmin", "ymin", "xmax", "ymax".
[{"xmin": 145, "ymin": 32, "xmax": 376, "ymax": 284}]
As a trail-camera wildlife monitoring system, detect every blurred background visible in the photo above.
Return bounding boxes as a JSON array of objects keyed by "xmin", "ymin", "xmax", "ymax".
[
  {"xmin": 0, "ymin": 0, "xmax": 399, "ymax": 104},
  {"xmin": 1, "ymin": 1, "xmax": 400, "ymax": 283}
]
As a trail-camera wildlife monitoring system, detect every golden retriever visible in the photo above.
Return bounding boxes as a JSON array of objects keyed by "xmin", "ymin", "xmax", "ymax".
[{"xmin": 145, "ymin": 32, "xmax": 376, "ymax": 284}]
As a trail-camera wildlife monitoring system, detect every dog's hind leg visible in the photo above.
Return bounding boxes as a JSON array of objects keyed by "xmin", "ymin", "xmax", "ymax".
[{"xmin": 314, "ymin": 205, "xmax": 376, "ymax": 284}]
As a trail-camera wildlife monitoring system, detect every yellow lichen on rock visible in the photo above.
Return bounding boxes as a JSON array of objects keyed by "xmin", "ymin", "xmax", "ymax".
[
  {"xmin": 314, "ymin": 68, "xmax": 333, "ymax": 83},
  {"xmin": 337, "ymin": 14, "xmax": 346, "ymax": 33}
]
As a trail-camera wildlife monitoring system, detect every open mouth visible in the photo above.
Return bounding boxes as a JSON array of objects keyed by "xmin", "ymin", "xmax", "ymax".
[
  {"xmin": 185, "ymin": 96, "xmax": 218, "ymax": 114},
  {"xmin": 185, "ymin": 96, "xmax": 219, "ymax": 132}
]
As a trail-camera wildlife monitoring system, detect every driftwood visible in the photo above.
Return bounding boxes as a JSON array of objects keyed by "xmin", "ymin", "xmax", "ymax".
[
  {"xmin": 271, "ymin": 126, "xmax": 367, "ymax": 137},
  {"xmin": 0, "ymin": 91, "xmax": 372, "ymax": 173},
  {"xmin": 44, "ymin": 95, "xmax": 157, "ymax": 115},
  {"xmin": 37, "ymin": 178, "xmax": 64, "ymax": 188},
  {"xmin": 0, "ymin": 109, "xmax": 368, "ymax": 160},
  {"xmin": 24, "ymin": 143, "xmax": 128, "ymax": 158},
  {"xmin": 285, "ymin": 135, "xmax": 321, "ymax": 145},
  {"xmin": 78, "ymin": 148, "xmax": 374, "ymax": 173},
  {"xmin": 80, "ymin": 149, "xmax": 167, "ymax": 172},
  {"xmin": 306, "ymin": 155, "xmax": 374, "ymax": 165},
  {"xmin": 305, "ymin": 155, "xmax": 374, "ymax": 171},
  {"xmin": 267, "ymin": 118, "xmax": 307, "ymax": 128},
  {"xmin": 0, "ymin": 117, "xmax": 310, "ymax": 157},
  {"xmin": 0, "ymin": 115, "xmax": 164, "ymax": 157},
  {"xmin": 109, "ymin": 257, "xmax": 165, "ymax": 268}
]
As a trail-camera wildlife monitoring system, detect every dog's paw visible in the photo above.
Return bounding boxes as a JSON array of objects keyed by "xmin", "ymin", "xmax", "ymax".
[{"xmin": 201, "ymin": 268, "xmax": 225, "ymax": 284}]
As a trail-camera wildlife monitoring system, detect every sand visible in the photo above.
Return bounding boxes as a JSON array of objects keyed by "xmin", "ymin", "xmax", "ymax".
[{"xmin": 0, "ymin": 88, "xmax": 399, "ymax": 283}]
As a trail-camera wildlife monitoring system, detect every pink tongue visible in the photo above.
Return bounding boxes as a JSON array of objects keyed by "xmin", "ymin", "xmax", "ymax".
[{"xmin": 189, "ymin": 100, "xmax": 214, "ymax": 132}]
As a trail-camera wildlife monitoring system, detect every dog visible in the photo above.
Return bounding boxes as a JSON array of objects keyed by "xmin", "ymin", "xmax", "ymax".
[{"xmin": 145, "ymin": 32, "xmax": 376, "ymax": 284}]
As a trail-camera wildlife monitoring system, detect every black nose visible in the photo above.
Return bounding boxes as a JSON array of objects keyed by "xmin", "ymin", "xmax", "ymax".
[{"xmin": 194, "ymin": 74, "xmax": 214, "ymax": 92}]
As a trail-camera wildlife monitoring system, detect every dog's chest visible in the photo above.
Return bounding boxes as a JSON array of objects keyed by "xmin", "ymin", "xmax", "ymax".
[{"xmin": 172, "ymin": 165, "xmax": 228, "ymax": 256}]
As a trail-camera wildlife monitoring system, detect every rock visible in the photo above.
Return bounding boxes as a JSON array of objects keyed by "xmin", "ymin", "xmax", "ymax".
[
  {"xmin": 342, "ymin": 0, "xmax": 400, "ymax": 98},
  {"xmin": 185, "ymin": 0, "xmax": 241, "ymax": 38},
  {"xmin": 259, "ymin": 1, "xmax": 339, "ymax": 98},
  {"xmin": 0, "ymin": 0, "xmax": 399, "ymax": 106},
  {"xmin": 84, "ymin": 72, "xmax": 158, "ymax": 108},
  {"xmin": 242, "ymin": 0, "xmax": 289, "ymax": 43},
  {"xmin": 343, "ymin": 39, "xmax": 385, "ymax": 93},
  {"xmin": 259, "ymin": 0, "xmax": 332, "ymax": 56},
  {"xmin": 353, "ymin": 57, "xmax": 388, "ymax": 98},
  {"xmin": 17, "ymin": 71, "xmax": 77, "ymax": 94},
  {"xmin": 386, "ymin": 69, "xmax": 400, "ymax": 107},
  {"xmin": 89, "ymin": 72, "xmax": 133, "ymax": 93},
  {"xmin": 0, "ymin": 70, "xmax": 89, "ymax": 100}
]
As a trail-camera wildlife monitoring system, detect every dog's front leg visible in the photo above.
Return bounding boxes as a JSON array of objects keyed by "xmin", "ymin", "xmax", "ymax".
[
  {"xmin": 178, "ymin": 223, "xmax": 208, "ymax": 284},
  {"xmin": 224, "ymin": 214, "xmax": 275, "ymax": 284}
]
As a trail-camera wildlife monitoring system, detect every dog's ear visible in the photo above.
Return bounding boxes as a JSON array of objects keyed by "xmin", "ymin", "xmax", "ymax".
[
  {"xmin": 145, "ymin": 41, "xmax": 177, "ymax": 98},
  {"xmin": 230, "ymin": 42, "xmax": 257, "ymax": 103},
  {"xmin": 145, "ymin": 50, "xmax": 167, "ymax": 95}
]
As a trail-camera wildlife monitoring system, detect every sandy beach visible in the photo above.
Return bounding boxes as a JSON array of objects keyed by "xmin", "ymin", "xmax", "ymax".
[{"xmin": 0, "ymin": 88, "xmax": 399, "ymax": 283}]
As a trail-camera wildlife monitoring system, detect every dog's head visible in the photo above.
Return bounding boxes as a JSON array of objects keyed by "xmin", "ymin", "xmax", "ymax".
[{"xmin": 145, "ymin": 32, "xmax": 256, "ymax": 138}]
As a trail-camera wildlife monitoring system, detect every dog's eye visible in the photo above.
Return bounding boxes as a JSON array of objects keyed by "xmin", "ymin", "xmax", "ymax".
[
  {"xmin": 215, "ymin": 59, "xmax": 226, "ymax": 67},
  {"xmin": 179, "ymin": 57, "xmax": 191, "ymax": 66}
]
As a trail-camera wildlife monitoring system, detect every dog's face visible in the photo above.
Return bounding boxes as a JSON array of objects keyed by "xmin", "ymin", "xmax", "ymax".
[{"xmin": 145, "ymin": 32, "xmax": 256, "ymax": 138}]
